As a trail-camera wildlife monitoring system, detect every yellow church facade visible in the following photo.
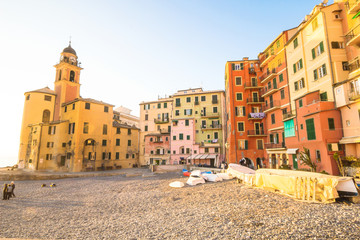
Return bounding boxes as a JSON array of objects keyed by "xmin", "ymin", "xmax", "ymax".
[{"xmin": 18, "ymin": 43, "xmax": 139, "ymax": 172}]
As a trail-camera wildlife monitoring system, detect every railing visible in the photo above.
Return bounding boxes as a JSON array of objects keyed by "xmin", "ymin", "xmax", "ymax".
[
  {"xmin": 201, "ymin": 112, "xmax": 220, "ymax": 118},
  {"xmin": 259, "ymin": 68, "xmax": 277, "ymax": 82},
  {"xmin": 212, "ymin": 99, "xmax": 218, "ymax": 104},
  {"xmin": 346, "ymin": 0, "xmax": 360, "ymax": 13},
  {"xmin": 282, "ymin": 111, "xmax": 296, "ymax": 121},
  {"xmin": 246, "ymin": 97, "xmax": 265, "ymax": 104},
  {"xmin": 200, "ymin": 140, "xmax": 219, "ymax": 146},
  {"xmin": 263, "ymin": 100, "xmax": 281, "ymax": 112},
  {"xmin": 345, "ymin": 23, "xmax": 360, "ymax": 44},
  {"xmin": 248, "ymin": 112, "xmax": 265, "ymax": 119},
  {"xmin": 154, "ymin": 118, "xmax": 169, "ymax": 124},
  {"xmin": 349, "ymin": 90, "xmax": 360, "ymax": 101},
  {"xmin": 260, "ymin": 84, "xmax": 278, "ymax": 96},
  {"xmin": 265, "ymin": 142, "xmax": 286, "ymax": 149},
  {"xmin": 201, "ymin": 124, "xmax": 222, "ymax": 129},
  {"xmin": 244, "ymin": 82, "xmax": 260, "ymax": 88},
  {"xmin": 249, "ymin": 67, "xmax": 256, "ymax": 74},
  {"xmin": 247, "ymin": 130, "xmax": 266, "ymax": 135},
  {"xmin": 159, "ymin": 128, "xmax": 170, "ymax": 134},
  {"xmin": 349, "ymin": 58, "xmax": 360, "ymax": 73},
  {"xmin": 153, "ymin": 139, "xmax": 164, "ymax": 143}
]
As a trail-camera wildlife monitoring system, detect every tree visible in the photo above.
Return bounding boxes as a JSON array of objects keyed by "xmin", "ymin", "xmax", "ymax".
[{"xmin": 299, "ymin": 147, "xmax": 317, "ymax": 172}]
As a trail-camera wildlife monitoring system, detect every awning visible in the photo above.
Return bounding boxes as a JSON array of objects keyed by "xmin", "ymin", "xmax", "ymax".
[
  {"xmin": 339, "ymin": 136, "xmax": 360, "ymax": 144},
  {"xmin": 286, "ymin": 148, "xmax": 299, "ymax": 154},
  {"xmin": 200, "ymin": 154, "xmax": 209, "ymax": 159}
]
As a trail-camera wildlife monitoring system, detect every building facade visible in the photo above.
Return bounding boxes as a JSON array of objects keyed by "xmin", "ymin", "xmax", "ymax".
[{"xmin": 18, "ymin": 43, "xmax": 140, "ymax": 172}]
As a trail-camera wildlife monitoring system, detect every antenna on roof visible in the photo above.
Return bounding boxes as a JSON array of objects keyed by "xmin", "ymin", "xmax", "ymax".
[{"xmin": 69, "ymin": 36, "xmax": 72, "ymax": 46}]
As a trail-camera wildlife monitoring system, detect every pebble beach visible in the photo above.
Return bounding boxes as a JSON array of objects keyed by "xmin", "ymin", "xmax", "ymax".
[{"xmin": 1, "ymin": 170, "xmax": 360, "ymax": 239}]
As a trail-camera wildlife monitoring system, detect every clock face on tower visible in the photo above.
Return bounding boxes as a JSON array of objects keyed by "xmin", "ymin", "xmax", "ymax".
[{"xmin": 70, "ymin": 56, "xmax": 76, "ymax": 63}]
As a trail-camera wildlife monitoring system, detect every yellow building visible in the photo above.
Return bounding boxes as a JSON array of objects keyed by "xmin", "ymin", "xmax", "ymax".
[{"xmin": 18, "ymin": 43, "xmax": 139, "ymax": 172}]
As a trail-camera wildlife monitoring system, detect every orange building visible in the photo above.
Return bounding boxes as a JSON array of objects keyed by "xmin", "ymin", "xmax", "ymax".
[{"xmin": 225, "ymin": 58, "xmax": 266, "ymax": 168}]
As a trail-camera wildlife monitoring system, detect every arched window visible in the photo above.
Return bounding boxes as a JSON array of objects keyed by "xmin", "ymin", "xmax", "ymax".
[
  {"xmin": 42, "ymin": 110, "xmax": 50, "ymax": 123},
  {"xmin": 58, "ymin": 70, "xmax": 62, "ymax": 81},
  {"xmin": 70, "ymin": 71, "xmax": 75, "ymax": 82}
]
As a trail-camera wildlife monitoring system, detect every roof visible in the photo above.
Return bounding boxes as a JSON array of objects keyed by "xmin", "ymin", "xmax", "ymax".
[
  {"xmin": 25, "ymin": 87, "xmax": 56, "ymax": 95},
  {"xmin": 62, "ymin": 42, "xmax": 77, "ymax": 56},
  {"xmin": 112, "ymin": 121, "xmax": 139, "ymax": 130},
  {"xmin": 62, "ymin": 98, "xmax": 114, "ymax": 107}
]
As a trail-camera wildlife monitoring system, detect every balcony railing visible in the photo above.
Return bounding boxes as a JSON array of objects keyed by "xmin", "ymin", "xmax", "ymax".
[
  {"xmin": 244, "ymin": 82, "xmax": 261, "ymax": 89},
  {"xmin": 248, "ymin": 112, "xmax": 265, "ymax": 119},
  {"xmin": 247, "ymin": 130, "xmax": 266, "ymax": 136},
  {"xmin": 265, "ymin": 142, "xmax": 286, "ymax": 149},
  {"xmin": 345, "ymin": 23, "xmax": 360, "ymax": 46},
  {"xmin": 249, "ymin": 67, "xmax": 256, "ymax": 74},
  {"xmin": 212, "ymin": 99, "xmax": 218, "ymax": 104},
  {"xmin": 259, "ymin": 68, "xmax": 277, "ymax": 83},
  {"xmin": 201, "ymin": 112, "xmax": 220, "ymax": 118},
  {"xmin": 346, "ymin": 0, "xmax": 360, "ymax": 14},
  {"xmin": 263, "ymin": 100, "xmax": 281, "ymax": 112},
  {"xmin": 349, "ymin": 59, "xmax": 360, "ymax": 73},
  {"xmin": 260, "ymin": 84, "xmax": 278, "ymax": 97},
  {"xmin": 246, "ymin": 97, "xmax": 265, "ymax": 104},
  {"xmin": 159, "ymin": 128, "xmax": 170, "ymax": 134},
  {"xmin": 349, "ymin": 90, "xmax": 360, "ymax": 101},
  {"xmin": 282, "ymin": 111, "xmax": 296, "ymax": 121},
  {"xmin": 201, "ymin": 124, "xmax": 222, "ymax": 130},
  {"xmin": 154, "ymin": 118, "xmax": 169, "ymax": 124}
]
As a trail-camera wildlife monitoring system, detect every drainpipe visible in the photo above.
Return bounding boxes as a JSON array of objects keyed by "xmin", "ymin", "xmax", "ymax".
[
  {"xmin": 36, "ymin": 124, "xmax": 43, "ymax": 170},
  {"xmin": 230, "ymin": 63, "xmax": 238, "ymax": 164}
]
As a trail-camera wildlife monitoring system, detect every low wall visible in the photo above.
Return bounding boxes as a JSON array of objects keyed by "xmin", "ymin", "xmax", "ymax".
[{"xmin": 152, "ymin": 165, "xmax": 185, "ymax": 173}]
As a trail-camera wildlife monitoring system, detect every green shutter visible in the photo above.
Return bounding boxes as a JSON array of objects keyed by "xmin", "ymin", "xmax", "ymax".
[
  {"xmin": 243, "ymin": 106, "xmax": 246, "ymax": 115},
  {"xmin": 322, "ymin": 64, "xmax": 327, "ymax": 75},
  {"xmin": 314, "ymin": 69, "xmax": 318, "ymax": 80},
  {"xmin": 232, "ymin": 64, "xmax": 235, "ymax": 70},
  {"xmin": 299, "ymin": 59, "xmax": 303, "ymax": 69},
  {"xmin": 279, "ymin": 74, "xmax": 283, "ymax": 82},
  {"xmin": 293, "ymin": 63, "xmax": 296, "ymax": 73},
  {"xmin": 320, "ymin": 41, "xmax": 324, "ymax": 53},
  {"xmin": 245, "ymin": 140, "xmax": 248, "ymax": 150},
  {"xmin": 312, "ymin": 48, "xmax": 316, "ymax": 59},
  {"xmin": 306, "ymin": 118, "xmax": 316, "ymax": 140},
  {"xmin": 276, "ymin": 133, "xmax": 279, "ymax": 144},
  {"xmin": 328, "ymin": 118, "xmax": 335, "ymax": 130}
]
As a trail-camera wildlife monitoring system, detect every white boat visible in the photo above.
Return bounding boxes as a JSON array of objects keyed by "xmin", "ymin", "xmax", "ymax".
[{"xmin": 202, "ymin": 173, "xmax": 223, "ymax": 182}]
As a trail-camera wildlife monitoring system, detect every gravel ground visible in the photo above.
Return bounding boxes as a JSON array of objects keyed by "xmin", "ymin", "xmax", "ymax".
[{"xmin": 1, "ymin": 171, "xmax": 360, "ymax": 240}]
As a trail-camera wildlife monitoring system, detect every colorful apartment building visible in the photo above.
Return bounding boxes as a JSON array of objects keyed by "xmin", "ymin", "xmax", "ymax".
[
  {"xmin": 284, "ymin": 3, "xmax": 347, "ymax": 174},
  {"xmin": 170, "ymin": 88, "xmax": 226, "ymax": 167},
  {"xmin": 139, "ymin": 98, "xmax": 173, "ymax": 166},
  {"xmin": 18, "ymin": 43, "xmax": 140, "ymax": 172},
  {"xmin": 334, "ymin": 0, "xmax": 360, "ymax": 159},
  {"xmin": 258, "ymin": 29, "xmax": 297, "ymax": 169},
  {"xmin": 225, "ymin": 58, "xmax": 266, "ymax": 168}
]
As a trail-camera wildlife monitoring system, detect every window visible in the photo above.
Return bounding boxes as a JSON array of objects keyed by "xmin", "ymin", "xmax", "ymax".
[
  {"xmin": 144, "ymin": 125, "xmax": 148, "ymax": 131},
  {"xmin": 201, "ymin": 96, "xmax": 206, "ymax": 101},
  {"xmin": 175, "ymin": 110, "xmax": 179, "ymax": 116},
  {"xmin": 164, "ymin": 102, "xmax": 167, "ymax": 108},
  {"xmin": 257, "ymin": 140, "xmax": 263, "ymax": 150},
  {"xmin": 214, "ymin": 132, "xmax": 218, "ymax": 139},
  {"xmin": 238, "ymin": 140, "xmax": 248, "ymax": 150},
  {"xmin": 144, "ymin": 104, "xmax": 150, "ymax": 110},
  {"xmin": 64, "ymin": 106, "xmax": 67, "ymax": 112},
  {"xmin": 179, "ymin": 133, "xmax": 183, "ymax": 140},
  {"xmin": 235, "ymin": 106, "xmax": 246, "ymax": 117},
  {"xmin": 157, "ymin": 103, "xmax": 161, "ymax": 109},
  {"xmin": 233, "ymin": 63, "xmax": 243, "ymax": 70},
  {"xmin": 102, "ymin": 140, "xmax": 107, "ymax": 146},
  {"xmin": 271, "ymin": 114, "xmax": 275, "ymax": 124},
  {"xmin": 48, "ymin": 126, "xmax": 56, "ymax": 135},
  {"xmin": 116, "ymin": 152, "xmax": 120, "ymax": 160},
  {"xmin": 104, "ymin": 106, "xmax": 109, "ymax": 112},
  {"xmin": 328, "ymin": 118, "xmax": 335, "ymax": 130},
  {"xmin": 320, "ymin": 92, "xmax": 328, "ymax": 101},
  {"xmin": 187, "ymin": 135, "xmax": 190, "ymax": 140},
  {"xmin": 184, "ymin": 109, "xmax": 192, "ymax": 115},
  {"xmin": 116, "ymin": 139, "xmax": 120, "ymax": 146},
  {"xmin": 116, "ymin": 128, "xmax": 120, "ymax": 134},
  {"xmin": 185, "ymin": 119, "xmax": 189, "ymax": 126},
  {"xmin": 280, "ymin": 89, "xmax": 285, "ymax": 99},
  {"xmin": 42, "ymin": 110, "xmax": 50, "ymax": 123},
  {"xmin": 103, "ymin": 124, "xmax": 107, "ymax": 135},
  {"xmin": 306, "ymin": 118, "xmax": 316, "ymax": 140},
  {"xmin": 331, "ymin": 41, "xmax": 345, "ymax": 49},
  {"xmin": 186, "ymin": 97, "xmax": 191, "ymax": 103},
  {"xmin": 284, "ymin": 119, "xmax": 295, "ymax": 137},
  {"xmin": 62, "ymin": 142, "xmax": 66, "ymax": 147},
  {"xmin": 72, "ymin": 104, "xmax": 75, "ymax": 110},
  {"xmin": 276, "ymin": 40, "xmax": 280, "ymax": 48},
  {"xmin": 144, "ymin": 114, "xmax": 148, "ymax": 121},
  {"xmin": 299, "ymin": 99, "xmax": 303, "ymax": 108},
  {"xmin": 214, "ymin": 148, "xmax": 219, "ymax": 153},
  {"xmin": 342, "ymin": 62, "xmax": 349, "ymax": 71},
  {"xmin": 46, "ymin": 154, "xmax": 52, "ymax": 160},
  {"xmin": 236, "ymin": 93, "xmax": 243, "ymax": 101},
  {"xmin": 237, "ymin": 122, "xmax": 244, "ymax": 132},
  {"xmin": 26, "ymin": 94, "xmax": 30, "ymax": 100},
  {"xmin": 213, "ymin": 107, "xmax": 218, "ymax": 113},
  {"xmin": 235, "ymin": 77, "xmax": 242, "ymax": 85},
  {"xmin": 293, "ymin": 38, "xmax": 298, "ymax": 49},
  {"xmin": 279, "ymin": 74, "xmax": 283, "ymax": 82},
  {"xmin": 128, "ymin": 140, "xmax": 131, "ymax": 146},
  {"xmin": 293, "ymin": 59, "xmax": 303, "ymax": 73},
  {"xmin": 316, "ymin": 150, "xmax": 321, "ymax": 162},
  {"xmin": 46, "ymin": 142, "xmax": 54, "ymax": 148},
  {"xmin": 44, "ymin": 95, "xmax": 52, "ymax": 101},
  {"xmin": 173, "ymin": 136, "xmax": 176, "ymax": 140},
  {"xmin": 85, "ymin": 103, "xmax": 90, "ymax": 110},
  {"xmin": 70, "ymin": 70, "xmax": 75, "ymax": 82},
  {"xmin": 68, "ymin": 123, "xmax": 75, "ymax": 134},
  {"xmin": 311, "ymin": 41, "xmax": 324, "ymax": 59},
  {"xmin": 312, "ymin": 17, "xmax": 318, "ymax": 31},
  {"xmin": 128, "ymin": 129, "xmax": 131, "ymax": 135},
  {"xmin": 175, "ymin": 98, "xmax": 181, "ymax": 107},
  {"xmin": 83, "ymin": 122, "xmax": 89, "ymax": 134},
  {"xmin": 294, "ymin": 78, "xmax": 305, "ymax": 91}
]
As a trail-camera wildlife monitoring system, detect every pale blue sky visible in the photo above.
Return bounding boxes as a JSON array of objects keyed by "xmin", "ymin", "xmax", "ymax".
[{"xmin": 0, "ymin": 0, "xmax": 326, "ymax": 167}]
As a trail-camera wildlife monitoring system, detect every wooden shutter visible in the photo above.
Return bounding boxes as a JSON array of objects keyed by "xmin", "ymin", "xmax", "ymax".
[
  {"xmin": 306, "ymin": 118, "xmax": 316, "ymax": 140},
  {"xmin": 245, "ymin": 140, "xmax": 248, "ymax": 150},
  {"xmin": 293, "ymin": 64, "xmax": 296, "ymax": 73},
  {"xmin": 299, "ymin": 59, "xmax": 303, "ymax": 69},
  {"xmin": 320, "ymin": 41, "xmax": 324, "ymax": 53},
  {"xmin": 242, "ymin": 106, "xmax": 246, "ymax": 116},
  {"xmin": 314, "ymin": 69, "xmax": 318, "ymax": 80},
  {"xmin": 232, "ymin": 64, "xmax": 235, "ymax": 70},
  {"xmin": 312, "ymin": 48, "xmax": 316, "ymax": 59}
]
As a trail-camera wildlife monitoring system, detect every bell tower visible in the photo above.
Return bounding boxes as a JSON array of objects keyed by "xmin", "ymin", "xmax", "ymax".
[{"xmin": 53, "ymin": 42, "xmax": 83, "ymax": 121}]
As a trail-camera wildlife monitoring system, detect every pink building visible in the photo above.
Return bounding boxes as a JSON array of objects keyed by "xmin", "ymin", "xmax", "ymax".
[{"xmin": 144, "ymin": 133, "xmax": 170, "ymax": 165}]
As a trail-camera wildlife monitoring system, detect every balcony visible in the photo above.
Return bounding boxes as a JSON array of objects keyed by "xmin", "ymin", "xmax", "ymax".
[
  {"xmin": 248, "ymin": 112, "xmax": 265, "ymax": 120},
  {"xmin": 201, "ymin": 124, "xmax": 222, "ymax": 130},
  {"xmin": 282, "ymin": 111, "xmax": 296, "ymax": 121},
  {"xmin": 260, "ymin": 68, "xmax": 277, "ymax": 83},
  {"xmin": 246, "ymin": 97, "xmax": 265, "ymax": 104},
  {"xmin": 154, "ymin": 118, "xmax": 169, "ymax": 124},
  {"xmin": 212, "ymin": 99, "xmax": 218, "ymax": 104},
  {"xmin": 260, "ymin": 84, "xmax": 279, "ymax": 98},
  {"xmin": 265, "ymin": 142, "xmax": 286, "ymax": 149},
  {"xmin": 263, "ymin": 100, "xmax": 281, "ymax": 113},
  {"xmin": 348, "ymin": 90, "xmax": 360, "ymax": 101},
  {"xmin": 345, "ymin": 23, "xmax": 360, "ymax": 46},
  {"xmin": 201, "ymin": 112, "xmax": 220, "ymax": 118},
  {"xmin": 159, "ymin": 128, "xmax": 170, "ymax": 134},
  {"xmin": 244, "ymin": 82, "xmax": 262, "ymax": 89},
  {"xmin": 346, "ymin": 0, "xmax": 360, "ymax": 14},
  {"xmin": 249, "ymin": 67, "xmax": 256, "ymax": 74},
  {"xmin": 200, "ymin": 140, "xmax": 220, "ymax": 147},
  {"xmin": 247, "ymin": 130, "xmax": 267, "ymax": 137}
]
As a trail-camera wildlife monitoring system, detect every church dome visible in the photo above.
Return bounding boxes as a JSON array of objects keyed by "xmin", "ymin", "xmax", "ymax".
[{"xmin": 62, "ymin": 42, "xmax": 77, "ymax": 56}]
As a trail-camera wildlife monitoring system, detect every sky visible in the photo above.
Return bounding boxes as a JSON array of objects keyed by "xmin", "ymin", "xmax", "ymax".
[{"xmin": 0, "ymin": 0, "xmax": 327, "ymax": 167}]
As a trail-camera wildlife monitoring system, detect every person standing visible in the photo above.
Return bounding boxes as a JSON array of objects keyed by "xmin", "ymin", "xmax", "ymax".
[
  {"xmin": 6, "ymin": 183, "xmax": 13, "ymax": 200},
  {"xmin": 2, "ymin": 183, "xmax": 8, "ymax": 200},
  {"xmin": 9, "ymin": 181, "xmax": 15, "ymax": 198}
]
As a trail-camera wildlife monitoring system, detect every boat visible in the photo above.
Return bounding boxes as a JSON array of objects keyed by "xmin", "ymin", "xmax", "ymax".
[
  {"xmin": 186, "ymin": 170, "xmax": 206, "ymax": 186},
  {"xmin": 202, "ymin": 173, "xmax": 223, "ymax": 182}
]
